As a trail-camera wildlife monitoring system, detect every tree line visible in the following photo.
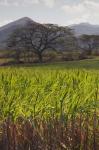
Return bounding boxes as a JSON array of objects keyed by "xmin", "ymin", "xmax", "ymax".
[{"xmin": 5, "ymin": 23, "xmax": 99, "ymax": 64}]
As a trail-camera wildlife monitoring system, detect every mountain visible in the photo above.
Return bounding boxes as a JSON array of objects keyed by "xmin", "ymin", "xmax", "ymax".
[
  {"xmin": 70, "ymin": 23, "xmax": 99, "ymax": 36},
  {"xmin": 1, "ymin": 18, "xmax": 99, "ymax": 49},
  {"xmin": 0, "ymin": 17, "xmax": 36, "ymax": 48}
]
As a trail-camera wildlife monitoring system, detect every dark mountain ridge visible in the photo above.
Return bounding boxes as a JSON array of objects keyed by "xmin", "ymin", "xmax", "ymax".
[{"xmin": 0, "ymin": 17, "xmax": 37, "ymax": 48}]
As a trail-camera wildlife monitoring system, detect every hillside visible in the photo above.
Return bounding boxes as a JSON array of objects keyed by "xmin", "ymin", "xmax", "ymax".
[
  {"xmin": 0, "ymin": 17, "xmax": 37, "ymax": 48},
  {"xmin": 70, "ymin": 23, "xmax": 99, "ymax": 36}
]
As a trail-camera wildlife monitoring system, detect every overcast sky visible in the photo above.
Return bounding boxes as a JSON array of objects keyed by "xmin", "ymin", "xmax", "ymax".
[{"xmin": 0, "ymin": 0, "xmax": 99, "ymax": 27}]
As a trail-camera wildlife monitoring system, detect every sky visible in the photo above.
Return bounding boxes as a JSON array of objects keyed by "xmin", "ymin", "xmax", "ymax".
[{"xmin": 0, "ymin": 0, "xmax": 99, "ymax": 27}]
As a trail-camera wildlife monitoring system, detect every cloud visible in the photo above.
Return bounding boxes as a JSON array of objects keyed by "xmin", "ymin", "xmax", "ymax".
[
  {"xmin": 0, "ymin": 0, "xmax": 55, "ymax": 7},
  {"xmin": 61, "ymin": 0, "xmax": 99, "ymax": 25},
  {"xmin": 23, "ymin": 0, "xmax": 39, "ymax": 5},
  {"xmin": 41, "ymin": 0, "xmax": 55, "ymax": 8},
  {"xmin": 0, "ymin": 0, "xmax": 39, "ymax": 7},
  {"xmin": 1, "ymin": 0, "xmax": 99, "ymax": 26}
]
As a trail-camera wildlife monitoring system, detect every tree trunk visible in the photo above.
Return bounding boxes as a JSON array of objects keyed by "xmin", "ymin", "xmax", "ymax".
[
  {"xmin": 15, "ymin": 50, "xmax": 20, "ymax": 64},
  {"xmin": 88, "ymin": 44, "xmax": 92, "ymax": 55},
  {"xmin": 38, "ymin": 53, "xmax": 43, "ymax": 63}
]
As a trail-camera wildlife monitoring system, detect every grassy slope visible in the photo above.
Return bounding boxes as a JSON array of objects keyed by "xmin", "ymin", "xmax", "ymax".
[
  {"xmin": 1, "ymin": 56, "xmax": 99, "ymax": 69},
  {"xmin": 10, "ymin": 57, "xmax": 99, "ymax": 70}
]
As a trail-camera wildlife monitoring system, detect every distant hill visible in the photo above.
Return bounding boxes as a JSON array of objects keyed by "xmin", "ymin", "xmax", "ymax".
[
  {"xmin": 70, "ymin": 23, "xmax": 99, "ymax": 36},
  {"xmin": 0, "ymin": 17, "xmax": 37, "ymax": 48}
]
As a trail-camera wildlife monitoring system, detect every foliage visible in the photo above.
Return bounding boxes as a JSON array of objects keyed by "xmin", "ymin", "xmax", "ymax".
[
  {"xmin": 79, "ymin": 34, "xmax": 99, "ymax": 55},
  {"xmin": 6, "ymin": 23, "xmax": 76, "ymax": 63},
  {"xmin": 0, "ymin": 67, "xmax": 99, "ymax": 149}
]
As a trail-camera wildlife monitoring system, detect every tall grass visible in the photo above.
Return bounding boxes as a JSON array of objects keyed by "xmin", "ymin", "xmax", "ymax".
[{"xmin": 0, "ymin": 68, "xmax": 99, "ymax": 149}]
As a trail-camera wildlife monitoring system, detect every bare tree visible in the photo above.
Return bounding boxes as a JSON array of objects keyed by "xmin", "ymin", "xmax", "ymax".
[
  {"xmin": 7, "ymin": 29, "xmax": 24, "ymax": 63},
  {"xmin": 79, "ymin": 35, "xmax": 99, "ymax": 55},
  {"xmin": 7, "ymin": 23, "xmax": 76, "ymax": 63}
]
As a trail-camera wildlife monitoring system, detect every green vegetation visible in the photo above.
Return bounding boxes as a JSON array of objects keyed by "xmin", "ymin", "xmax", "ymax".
[
  {"xmin": 0, "ymin": 59, "xmax": 99, "ymax": 149},
  {"xmin": 4, "ymin": 56, "xmax": 99, "ymax": 69},
  {"xmin": 46, "ymin": 57, "xmax": 99, "ymax": 70}
]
